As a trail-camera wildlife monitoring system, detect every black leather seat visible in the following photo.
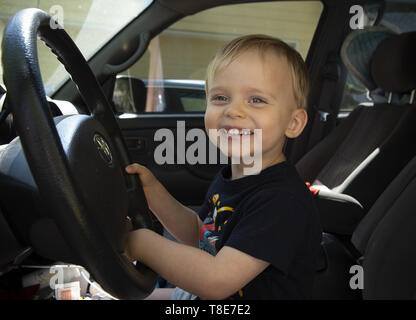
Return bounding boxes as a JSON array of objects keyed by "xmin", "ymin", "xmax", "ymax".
[{"xmin": 297, "ymin": 30, "xmax": 416, "ymax": 236}]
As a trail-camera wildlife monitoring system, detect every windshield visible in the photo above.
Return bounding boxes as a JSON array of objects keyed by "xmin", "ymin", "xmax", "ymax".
[{"xmin": 0, "ymin": 0, "xmax": 153, "ymax": 95}]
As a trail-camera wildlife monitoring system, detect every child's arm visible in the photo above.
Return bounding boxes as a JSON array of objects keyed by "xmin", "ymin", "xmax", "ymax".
[
  {"xmin": 126, "ymin": 228, "xmax": 269, "ymax": 300},
  {"xmin": 126, "ymin": 164, "xmax": 202, "ymax": 247}
]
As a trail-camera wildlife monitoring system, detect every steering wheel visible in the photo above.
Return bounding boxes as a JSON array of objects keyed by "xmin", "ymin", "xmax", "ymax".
[{"xmin": 1, "ymin": 8, "xmax": 157, "ymax": 299}]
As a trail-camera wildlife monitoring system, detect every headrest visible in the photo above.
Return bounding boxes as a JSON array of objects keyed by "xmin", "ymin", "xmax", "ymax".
[
  {"xmin": 341, "ymin": 27, "xmax": 396, "ymax": 91},
  {"xmin": 371, "ymin": 32, "xmax": 416, "ymax": 93}
]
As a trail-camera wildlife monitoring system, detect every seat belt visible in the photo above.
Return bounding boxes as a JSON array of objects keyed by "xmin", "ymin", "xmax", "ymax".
[{"xmin": 307, "ymin": 52, "xmax": 341, "ymax": 150}]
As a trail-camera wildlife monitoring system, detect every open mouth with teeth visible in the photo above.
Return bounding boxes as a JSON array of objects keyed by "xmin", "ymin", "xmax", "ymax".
[{"xmin": 218, "ymin": 128, "xmax": 254, "ymax": 137}]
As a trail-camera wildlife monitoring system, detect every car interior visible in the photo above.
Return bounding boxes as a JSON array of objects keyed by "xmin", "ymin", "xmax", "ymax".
[{"xmin": 0, "ymin": 0, "xmax": 415, "ymax": 300}]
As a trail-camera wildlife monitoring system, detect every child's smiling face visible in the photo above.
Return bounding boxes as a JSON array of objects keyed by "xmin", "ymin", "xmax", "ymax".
[{"xmin": 204, "ymin": 48, "xmax": 307, "ymax": 170}]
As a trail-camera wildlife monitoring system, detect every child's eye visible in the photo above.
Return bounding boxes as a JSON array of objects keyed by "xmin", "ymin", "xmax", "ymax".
[
  {"xmin": 211, "ymin": 95, "xmax": 229, "ymax": 102},
  {"xmin": 249, "ymin": 97, "xmax": 266, "ymax": 104}
]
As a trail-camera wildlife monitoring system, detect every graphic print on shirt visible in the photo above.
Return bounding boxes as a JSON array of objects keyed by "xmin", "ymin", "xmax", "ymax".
[{"xmin": 199, "ymin": 193, "xmax": 234, "ymax": 256}]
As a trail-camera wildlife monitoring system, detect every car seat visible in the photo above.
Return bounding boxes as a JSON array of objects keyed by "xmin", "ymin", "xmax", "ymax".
[
  {"xmin": 314, "ymin": 153, "xmax": 416, "ymax": 299},
  {"xmin": 297, "ymin": 29, "xmax": 416, "ymax": 236},
  {"xmin": 353, "ymin": 155, "xmax": 416, "ymax": 299}
]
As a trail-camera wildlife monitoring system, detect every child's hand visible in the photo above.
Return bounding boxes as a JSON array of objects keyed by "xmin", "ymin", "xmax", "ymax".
[
  {"xmin": 125, "ymin": 163, "xmax": 157, "ymax": 188},
  {"xmin": 125, "ymin": 163, "xmax": 162, "ymax": 215}
]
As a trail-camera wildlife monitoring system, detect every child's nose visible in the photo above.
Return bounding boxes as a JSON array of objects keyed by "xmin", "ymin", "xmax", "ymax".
[{"xmin": 224, "ymin": 100, "xmax": 246, "ymax": 119}]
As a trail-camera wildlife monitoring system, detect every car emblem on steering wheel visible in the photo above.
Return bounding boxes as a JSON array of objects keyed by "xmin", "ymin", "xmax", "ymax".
[{"xmin": 93, "ymin": 134, "xmax": 113, "ymax": 167}]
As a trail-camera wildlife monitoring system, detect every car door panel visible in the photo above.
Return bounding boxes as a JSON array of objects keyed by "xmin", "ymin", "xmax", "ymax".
[{"xmin": 117, "ymin": 115, "xmax": 225, "ymax": 206}]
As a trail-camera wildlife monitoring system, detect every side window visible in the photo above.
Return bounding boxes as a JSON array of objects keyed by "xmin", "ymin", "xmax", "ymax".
[
  {"xmin": 113, "ymin": 1, "xmax": 323, "ymax": 114},
  {"xmin": 338, "ymin": 2, "xmax": 416, "ymax": 115},
  {"xmin": 337, "ymin": 4, "xmax": 379, "ymax": 115},
  {"xmin": 339, "ymin": 73, "xmax": 371, "ymax": 113}
]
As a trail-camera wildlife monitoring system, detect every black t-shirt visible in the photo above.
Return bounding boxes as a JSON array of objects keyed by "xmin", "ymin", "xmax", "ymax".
[{"xmin": 198, "ymin": 161, "xmax": 322, "ymax": 299}]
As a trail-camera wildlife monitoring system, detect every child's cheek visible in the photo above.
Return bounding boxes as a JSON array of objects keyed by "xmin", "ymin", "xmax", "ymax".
[
  {"xmin": 204, "ymin": 104, "xmax": 221, "ymax": 132},
  {"xmin": 204, "ymin": 108, "xmax": 219, "ymax": 148}
]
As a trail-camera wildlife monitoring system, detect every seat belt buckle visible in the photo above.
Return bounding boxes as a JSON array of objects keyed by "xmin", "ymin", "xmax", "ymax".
[{"xmin": 306, "ymin": 182, "xmax": 320, "ymax": 196}]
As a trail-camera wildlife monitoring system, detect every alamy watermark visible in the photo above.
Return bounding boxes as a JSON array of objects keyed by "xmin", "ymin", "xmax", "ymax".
[
  {"xmin": 153, "ymin": 121, "xmax": 263, "ymax": 175},
  {"xmin": 349, "ymin": 264, "xmax": 364, "ymax": 290},
  {"xmin": 349, "ymin": 5, "xmax": 364, "ymax": 30}
]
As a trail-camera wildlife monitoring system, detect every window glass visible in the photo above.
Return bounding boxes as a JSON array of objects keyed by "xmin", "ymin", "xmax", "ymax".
[
  {"xmin": 338, "ymin": 4, "xmax": 380, "ymax": 113},
  {"xmin": 0, "ymin": 0, "xmax": 153, "ymax": 95},
  {"xmin": 339, "ymin": 1, "xmax": 416, "ymax": 113},
  {"xmin": 339, "ymin": 73, "xmax": 371, "ymax": 112},
  {"xmin": 114, "ymin": 1, "xmax": 323, "ymax": 114}
]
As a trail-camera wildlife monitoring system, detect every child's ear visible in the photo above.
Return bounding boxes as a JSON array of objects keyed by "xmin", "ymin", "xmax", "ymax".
[{"xmin": 285, "ymin": 108, "xmax": 308, "ymax": 139}]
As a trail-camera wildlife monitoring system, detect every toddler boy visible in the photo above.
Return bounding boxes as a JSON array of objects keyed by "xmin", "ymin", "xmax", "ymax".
[{"xmin": 125, "ymin": 34, "xmax": 322, "ymax": 300}]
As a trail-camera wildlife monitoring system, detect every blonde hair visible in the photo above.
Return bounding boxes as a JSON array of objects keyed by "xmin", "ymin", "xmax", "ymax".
[{"xmin": 205, "ymin": 34, "xmax": 309, "ymax": 109}]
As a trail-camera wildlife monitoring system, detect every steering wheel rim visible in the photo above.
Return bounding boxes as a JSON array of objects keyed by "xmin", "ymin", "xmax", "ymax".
[{"xmin": 2, "ymin": 8, "xmax": 157, "ymax": 299}]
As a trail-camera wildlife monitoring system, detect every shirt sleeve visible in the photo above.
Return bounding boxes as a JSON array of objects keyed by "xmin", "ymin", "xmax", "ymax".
[{"xmin": 224, "ymin": 190, "xmax": 310, "ymax": 275}]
